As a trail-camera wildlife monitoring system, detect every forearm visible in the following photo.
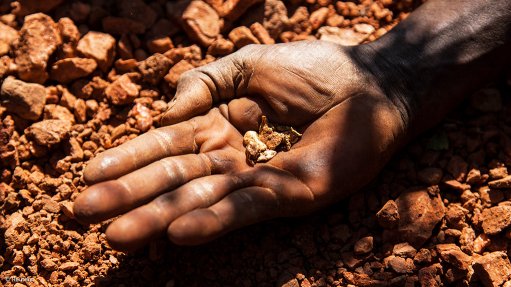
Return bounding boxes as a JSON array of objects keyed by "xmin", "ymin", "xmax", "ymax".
[{"xmin": 354, "ymin": 0, "xmax": 511, "ymax": 138}]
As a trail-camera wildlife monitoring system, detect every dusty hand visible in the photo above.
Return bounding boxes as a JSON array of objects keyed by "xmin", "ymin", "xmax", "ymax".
[{"xmin": 73, "ymin": 41, "xmax": 406, "ymax": 251}]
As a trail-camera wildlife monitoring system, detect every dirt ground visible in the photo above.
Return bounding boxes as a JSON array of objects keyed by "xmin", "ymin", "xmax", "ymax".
[{"xmin": 1, "ymin": 0, "xmax": 511, "ymax": 286}]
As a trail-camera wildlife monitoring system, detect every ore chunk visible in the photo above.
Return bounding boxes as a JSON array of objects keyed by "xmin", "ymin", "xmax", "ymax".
[
  {"xmin": 77, "ymin": 31, "xmax": 116, "ymax": 72},
  {"xmin": 1, "ymin": 76, "xmax": 46, "ymax": 120},
  {"xmin": 14, "ymin": 13, "xmax": 62, "ymax": 83},
  {"xmin": 395, "ymin": 188, "xmax": 445, "ymax": 248},
  {"xmin": 25, "ymin": 119, "xmax": 72, "ymax": 146}
]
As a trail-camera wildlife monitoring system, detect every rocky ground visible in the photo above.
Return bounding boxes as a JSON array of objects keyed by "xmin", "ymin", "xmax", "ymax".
[{"xmin": 1, "ymin": 0, "xmax": 511, "ymax": 286}]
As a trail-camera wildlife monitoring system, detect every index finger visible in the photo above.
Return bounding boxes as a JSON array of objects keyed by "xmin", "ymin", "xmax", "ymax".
[{"xmin": 83, "ymin": 121, "xmax": 197, "ymax": 184}]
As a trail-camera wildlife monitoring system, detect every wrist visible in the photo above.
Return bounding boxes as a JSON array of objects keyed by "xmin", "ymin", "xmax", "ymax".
[{"xmin": 349, "ymin": 42, "xmax": 415, "ymax": 131}]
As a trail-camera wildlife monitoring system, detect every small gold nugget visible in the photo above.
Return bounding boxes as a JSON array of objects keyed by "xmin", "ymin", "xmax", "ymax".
[{"xmin": 243, "ymin": 116, "xmax": 302, "ymax": 165}]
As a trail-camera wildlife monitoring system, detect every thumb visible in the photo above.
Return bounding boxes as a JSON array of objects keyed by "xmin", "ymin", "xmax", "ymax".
[{"xmin": 160, "ymin": 49, "xmax": 255, "ymax": 126}]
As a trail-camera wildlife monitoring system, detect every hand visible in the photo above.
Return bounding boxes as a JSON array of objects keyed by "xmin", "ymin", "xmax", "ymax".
[{"xmin": 73, "ymin": 41, "xmax": 407, "ymax": 251}]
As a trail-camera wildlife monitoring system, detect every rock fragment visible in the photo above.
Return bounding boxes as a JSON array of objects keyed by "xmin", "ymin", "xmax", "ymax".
[
  {"xmin": 376, "ymin": 199, "xmax": 399, "ymax": 229},
  {"xmin": 1, "ymin": 76, "xmax": 46, "ymax": 120},
  {"xmin": 250, "ymin": 22, "xmax": 275, "ymax": 45},
  {"xmin": 480, "ymin": 205, "xmax": 511, "ymax": 235},
  {"xmin": 77, "ymin": 31, "xmax": 116, "ymax": 72},
  {"xmin": 488, "ymin": 175, "xmax": 511, "ymax": 189},
  {"xmin": 137, "ymin": 53, "xmax": 172, "ymax": 85},
  {"xmin": 25, "ymin": 119, "xmax": 72, "ymax": 146},
  {"xmin": 229, "ymin": 26, "xmax": 261, "ymax": 49},
  {"xmin": 14, "ymin": 13, "xmax": 62, "ymax": 83},
  {"xmin": 385, "ymin": 255, "xmax": 414, "ymax": 274},
  {"xmin": 435, "ymin": 244, "xmax": 471, "ymax": 271},
  {"xmin": 44, "ymin": 104, "xmax": 75, "ymax": 123},
  {"xmin": 395, "ymin": 188, "xmax": 445, "ymax": 248},
  {"xmin": 182, "ymin": 1, "xmax": 221, "ymax": 47},
  {"xmin": 205, "ymin": 0, "xmax": 263, "ymax": 21},
  {"xmin": 50, "ymin": 58, "xmax": 97, "ymax": 83},
  {"xmin": 105, "ymin": 74, "xmax": 140, "ymax": 105},
  {"xmin": 0, "ymin": 22, "xmax": 18, "ymax": 56},
  {"xmin": 207, "ymin": 38, "xmax": 235, "ymax": 56},
  {"xmin": 263, "ymin": 0, "xmax": 289, "ymax": 39},
  {"xmin": 317, "ymin": 26, "xmax": 368, "ymax": 46},
  {"xmin": 164, "ymin": 60, "xmax": 195, "ymax": 89},
  {"xmin": 393, "ymin": 242, "xmax": 417, "ymax": 258},
  {"xmin": 354, "ymin": 236, "xmax": 373, "ymax": 255},
  {"xmin": 473, "ymin": 252, "xmax": 511, "ymax": 287}
]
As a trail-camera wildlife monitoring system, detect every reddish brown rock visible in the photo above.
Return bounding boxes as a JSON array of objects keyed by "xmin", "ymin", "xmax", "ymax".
[
  {"xmin": 395, "ymin": 188, "xmax": 445, "ymax": 248},
  {"xmin": 1, "ymin": 76, "xmax": 46, "ymax": 120},
  {"xmin": 263, "ymin": 0, "xmax": 289, "ymax": 39},
  {"xmin": 385, "ymin": 255, "xmax": 415, "ymax": 274},
  {"xmin": 205, "ymin": 0, "xmax": 263, "ymax": 21},
  {"xmin": 480, "ymin": 205, "xmax": 511, "ymax": 235},
  {"xmin": 309, "ymin": 7, "xmax": 330, "ymax": 30},
  {"xmin": 0, "ymin": 22, "xmax": 18, "ymax": 56},
  {"xmin": 146, "ymin": 37, "xmax": 174, "ymax": 55},
  {"xmin": 435, "ymin": 244, "xmax": 471, "ymax": 271},
  {"xmin": 77, "ymin": 31, "xmax": 116, "ymax": 72},
  {"xmin": 393, "ymin": 242, "xmax": 417, "ymax": 258},
  {"xmin": 182, "ymin": 1, "xmax": 221, "ymax": 47},
  {"xmin": 341, "ymin": 271, "xmax": 386, "ymax": 286},
  {"xmin": 489, "ymin": 166, "xmax": 508, "ymax": 179},
  {"xmin": 317, "ymin": 26, "xmax": 368, "ymax": 46},
  {"xmin": 164, "ymin": 60, "xmax": 195, "ymax": 89},
  {"xmin": 129, "ymin": 103, "xmax": 153, "ymax": 133},
  {"xmin": 250, "ymin": 22, "xmax": 275, "ymax": 45},
  {"xmin": 287, "ymin": 7, "xmax": 312, "ymax": 36},
  {"xmin": 44, "ymin": 104, "xmax": 75, "ymax": 123},
  {"xmin": 442, "ymin": 179, "xmax": 470, "ymax": 192},
  {"xmin": 418, "ymin": 264, "xmax": 442, "ymax": 287},
  {"xmin": 105, "ymin": 74, "xmax": 140, "ymax": 105},
  {"xmin": 164, "ymin": 45, "xmax": 202, "ymax": 65},
  {"xmin": 473, "ymin": 252, "xmax": 511, "ymax": 287},
  {"xmin": 14, "ymin": 13, "xmax": 62, "ymax": 83},
  {"xmin": 354, "ymin": 236, "xmax": 373, "ymax": 255},
  {"xmin": 25, "ymin": 119, "xmax": 71, "ymax": 146},
  {"xmin": 50, "ymin": 58, "xmax": 97, "ymax": 83},
  {"xmin": 207, "ymin": 38, "xmax": 235, "ymax": 56},
  {"xmin": 229, "ymin": 26, "xmax": 261, "ymax": 49},
  {"xmin": 488, "ymin": 175, "xmax": 511, "ymax": 189},
  {"xmin": 57, "ymin": 17, "xmax": 80, "ymax": 58},
  {"xmin": 376, "ymin": 199, "xmax": 400, "ymax": 229},
  {"xmin": 137, "ymin": 53, "xmax": 172, "ymax": 85},
  {"xmin": 466, "ymin": 168, "xmax": 483, "ymax": 185}
]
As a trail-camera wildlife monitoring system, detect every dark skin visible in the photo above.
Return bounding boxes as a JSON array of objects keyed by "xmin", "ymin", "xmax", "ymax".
[{"xmin": 74, "ymin": 0, "xmax": 511, "ymax": 251}]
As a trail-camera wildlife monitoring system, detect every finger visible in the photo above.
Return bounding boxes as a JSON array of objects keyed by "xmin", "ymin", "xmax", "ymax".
[
  {"xmin": 161, "ymin": 47, "xmax": 257, "ymax": 126},
  {"xmin": 83, "ymin": 121, "xmax": 196, "ymax": 184},
  {"xmin": 225, "ymin": 97, "xmax": 274, "ymax": 132},
  {"xmin": 167, "ymin": 166, "xmax": 315, "ymax": 245},
  {"xmin": 167, "ymin": 186, "xmax": 278, "ymax": 245},
  {"xmin": 104, "ymin": 174, "xmax": 248, "ymax": 251},
  {"xmin": 74, "ymin": 153, "xmax": 212, "ymax": 224}
]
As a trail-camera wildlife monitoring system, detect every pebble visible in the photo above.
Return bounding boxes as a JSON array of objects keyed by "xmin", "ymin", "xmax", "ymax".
[
  {"xmin": 1, "ymin": 76, "xmax": 46, "ymax": 120},
  {"xmin": 473, "ymin": 252, "xmax": 511, "ymax": 287}
]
